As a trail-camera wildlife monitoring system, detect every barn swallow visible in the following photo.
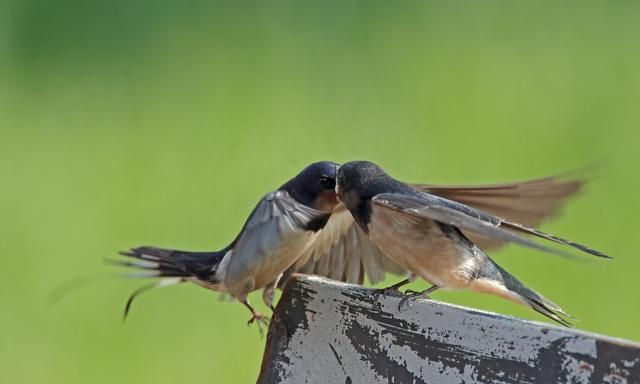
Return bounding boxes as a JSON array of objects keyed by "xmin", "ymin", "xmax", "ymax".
[
  {"xmin": 281, "ymin": 163, "xmax": 589, "ymax": 287},
  {"xmin": 115, "ymin": 161, "xmax": 340, "ymax": 327},
  {"xmin": 332, "ymin": 161, "xmax": 610, "ymax": 326}
]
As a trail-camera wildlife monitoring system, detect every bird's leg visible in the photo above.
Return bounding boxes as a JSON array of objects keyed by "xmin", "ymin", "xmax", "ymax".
[
  {"xmin": 398, "ymin": 285, "xmax": 439, "ymax": 311},
  {"xmin": 262, "ymin": 277, "xmax": 285, "ymax": 326},
  {"xmin": 243, "ymin": 300, "xmax": 270, "ymax": 335},
  {"xmin": 373, "ymin": 279, "xmax": 411, "ymax": 303},
  {"xmin": 262, "ymin": 277, "xmax": 279, "ymax": 309}
]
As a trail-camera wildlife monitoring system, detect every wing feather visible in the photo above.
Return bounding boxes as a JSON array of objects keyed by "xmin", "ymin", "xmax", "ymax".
[
  {"xmin": 413, "ymin": 174, "xmax": 583, "ymax": 250},
  {"xmin": 222, "ymin": 191, "xmax": 329, "ymax": 287},
  {"xmin": 279, "ymin": 205, "xmax": 406, "ymax": 286},
  {"xmin": 372, "ymin": 192, "xmax": 610, "ymax": 260}
]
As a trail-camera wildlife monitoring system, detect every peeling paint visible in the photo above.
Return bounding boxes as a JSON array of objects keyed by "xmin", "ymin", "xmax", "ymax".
[{"xmin": 258, "ymin": 276, "xmax": 640, "ymax": 384}]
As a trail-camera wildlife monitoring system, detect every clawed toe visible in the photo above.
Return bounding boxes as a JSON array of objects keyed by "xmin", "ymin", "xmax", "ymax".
[
  {"xmin": 397, "ymin": 291, "xmax": 432, "ymax": 311},
  {"xmin": 247, "ymin": 311, "xmax": 270, "ymax": 325},
  {"xmin": 247, "ymin": 311, "xmax": 270, "ymax": 336},
  {"xmin": 397, "ymin": 285, "xmax": 439, "ymax": 311},
  {"xmin": 373, "ymin": 288, "xmax": 397, "ymax": 304},
  {"xmin": 372, "ymin": 279, "xmax": 411, "ymax": 306}
]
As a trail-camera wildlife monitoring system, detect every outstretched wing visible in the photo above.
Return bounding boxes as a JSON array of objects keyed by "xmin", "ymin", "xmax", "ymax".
[
  {"xmin": 279, "ymin": 204, "xmax": 406, "ymax": 287},
  {"xmin": 412, "ymin": 174, "xmax": 583, "ymax": 250},
  {"xmin": 372, "ymin": 192, "xmax": 610, "ymax": 260}
]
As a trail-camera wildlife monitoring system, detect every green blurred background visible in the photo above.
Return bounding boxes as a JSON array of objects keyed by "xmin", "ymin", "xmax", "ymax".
[{"xmin": 2, "ymin": 1, "xmax": 639, "ymax": 382}]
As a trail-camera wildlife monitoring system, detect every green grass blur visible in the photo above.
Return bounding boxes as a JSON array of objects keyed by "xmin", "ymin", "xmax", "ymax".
[{"xmin": 2, "ymin": 1, "xmax": 639, "ymax": 382}]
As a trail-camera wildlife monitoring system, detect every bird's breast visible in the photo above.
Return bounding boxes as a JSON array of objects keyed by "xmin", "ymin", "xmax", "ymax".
[
  {"xmin": 222, "ymin": 230, "xmax": 317, "ymax": 295},
  {"xmin": 368, "ymin": 205, "xmax": 478, "ymax": 289}
]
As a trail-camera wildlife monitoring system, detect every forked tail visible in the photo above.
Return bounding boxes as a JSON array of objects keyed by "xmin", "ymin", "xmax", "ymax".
[
  {"xmin": 117, "ymin": 246, "xmax": 225, "ymax": 280},
  {"xmin": 111, "ymin": 246, "xmax": 226, "ymax": 319},
  {"xmin": 474, "ymin": 258, "xmax": 573, "ymax": 327}
]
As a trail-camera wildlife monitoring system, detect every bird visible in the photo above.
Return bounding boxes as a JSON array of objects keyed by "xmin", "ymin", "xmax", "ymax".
[
  {"xmin": 330, "ymin": 160, "xmax": 610, "ymax": 326},
  {"xmin": 114, "ymin": 159, "xmax": 599, "ymax": 328},
  {"xmin": 280, "ymin": 163, "xmax": 589, "ymax": 287},
  {"xmin": 114, "ymin": 161, "xmax": 340, "ymax": 327}
]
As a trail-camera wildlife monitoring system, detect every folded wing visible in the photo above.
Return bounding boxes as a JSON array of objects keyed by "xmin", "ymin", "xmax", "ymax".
[
  {"xmin": 372, "ymin": 192, "xmax": 610, "ymax": 260},
  {"xmin": 413, "ymin": 174, "xmax": 583, "ymax": 250},
  {"xmin": 223, "ymin": 190, "xmax": 331, "ymax": 285}
]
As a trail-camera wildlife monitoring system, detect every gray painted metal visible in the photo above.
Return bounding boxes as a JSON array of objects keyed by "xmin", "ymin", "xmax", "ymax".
[{"xmin": 258, "ymin": 275, "xmax": 640, "ymax": 384}]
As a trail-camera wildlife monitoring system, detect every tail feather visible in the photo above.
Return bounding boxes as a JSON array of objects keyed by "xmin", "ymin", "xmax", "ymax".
[
  {"xmin": 105, "ymin": 258, "xmax": 189, "ymax": 276},
  {"xmin": 118, "ymin": 246, "xmax": 225, "ymax": 281},
  {"xmin": 114, "ymin": 246, "xmax": 226, "ymax": 320},
  {"xmin": 478, "ymin": 258, "xmax": 573, "ymax": 327},
  {"xmin": 122, "ymin": 278, "xmax": 183, "ymax": 320},
  {"xmin": 522, "ymin": 295, "xmax": 573, "ymax": 327}
]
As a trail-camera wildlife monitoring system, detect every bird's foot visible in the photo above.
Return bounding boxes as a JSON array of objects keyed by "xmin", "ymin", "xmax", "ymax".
[
  {"xmin": 372, "ymin": 279, "xmax": 410, "ymax": 305},
  {"xmin": 397, "ymin": 285, "xmax": 439, "ymax": 311},
  {"xmin": 397, "ymin": 290, "xmax": 430, "ymax": 311},
  {"xmin": 247, "ymin": 311, "xmax": 270, "ymax": 337},
  {"xmin": 372, "ymin": 287, "xmax": 400, "ymax": 304}
]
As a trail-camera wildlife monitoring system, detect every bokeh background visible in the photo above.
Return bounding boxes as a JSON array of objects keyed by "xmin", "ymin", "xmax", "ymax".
[{"xmin": 2, "ymin": 1, "xmax": 640, "ymax": 382}]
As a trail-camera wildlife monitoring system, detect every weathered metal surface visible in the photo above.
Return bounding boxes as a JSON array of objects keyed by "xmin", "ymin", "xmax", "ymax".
[{"xmin": 258, "ymin": 275, "xmax": 640, "ymax": 384}]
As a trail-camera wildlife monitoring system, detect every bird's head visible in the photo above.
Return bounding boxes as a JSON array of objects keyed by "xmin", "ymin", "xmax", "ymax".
[
  {"xmin": 336, "ymin": 160, "xmax": 393, "ymax": 210},
  {"xmin": 280, "ymin": 161, "xmax": 340, "ymax": 211}
]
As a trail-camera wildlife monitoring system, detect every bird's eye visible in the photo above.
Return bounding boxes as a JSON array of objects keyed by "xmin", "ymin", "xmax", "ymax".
[{"xmin": 318, "ymin": 176, "xmax": 335, "ymax": 189}]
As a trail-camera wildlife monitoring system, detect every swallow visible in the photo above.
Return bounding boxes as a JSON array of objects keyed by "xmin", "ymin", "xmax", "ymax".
[
  {"xmin": 115, "ymin": 161, "xmax": 340, "ymax": 327},
  {"xmin": 281, "ymin": 164, "xmax": 589, "ymax": 287},
  {"xmin": 330, "ymin": 161, "xmax": 610, "ymax": 326}
]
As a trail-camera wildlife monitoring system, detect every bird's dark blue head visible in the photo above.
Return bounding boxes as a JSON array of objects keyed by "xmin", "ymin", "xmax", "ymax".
[
  {"xmin": 280, "ymin": 161, "xmax": 340, "ymax": 211},
  {"xmin": 337, "ymin": 161, "xmax": 407, "ymax": 211}
]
